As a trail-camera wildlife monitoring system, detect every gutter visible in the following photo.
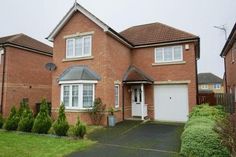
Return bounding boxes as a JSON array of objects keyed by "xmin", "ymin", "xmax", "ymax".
[{"xmin": 0, "ymin": 46, "xmax": 6, "ymax": 114}]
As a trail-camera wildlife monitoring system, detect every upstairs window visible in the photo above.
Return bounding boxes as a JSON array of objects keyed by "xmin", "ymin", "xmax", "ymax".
[
  {"xmin": 213, "ymin": 83, "xmax": 221, "ymax": 89},
  {"xmin": 201, "ymin": 84, "xmax": 208, "ymax": 89},
  {"xmin": 66, "ymin": 35, "xmax": 92, "ymax": 58},
  {"xmin": 155, "ymin": 45, "xmax": 183, "ymax": 63}
]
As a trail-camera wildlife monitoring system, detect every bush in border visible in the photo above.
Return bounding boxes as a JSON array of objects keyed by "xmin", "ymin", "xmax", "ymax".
[
  {"xmin": 74, "ymin": 116, "xmax": 87, "ymax": 139},
  {"xmin": 0, "ymin": 114, "xmax": 4, "ymax": 129},
  {"xmin": 32, "ymin": 99, "xmax": 52, "ymax": 134},
  {"xmin": 180, "ymin": 104, "xmax": 230, "ymax": 157},
  {"xmin": 4, "ymin": 106, "xmax": 20, "ymax": 131},
  {"xmin": 53, "ymin": 104, "xmax": 69, "ymax": 136},
  {"xmin": 18, "ymin": 109, "xmax": 34, "ymax": 132}
]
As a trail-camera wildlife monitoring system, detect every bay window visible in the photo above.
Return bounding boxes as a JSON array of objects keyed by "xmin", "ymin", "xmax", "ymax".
[
  {"xmin": 155, "ymin": 45, "xmax": 183, "ymax": 63},
  {"xmin": 61, "ymin": 83, "xmax": 95, "ymax": 109}
]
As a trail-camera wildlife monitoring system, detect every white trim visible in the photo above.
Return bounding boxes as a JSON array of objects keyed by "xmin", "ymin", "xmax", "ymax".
[
  {"xmin": 66, "ymin": 35, "xmax": 92, "ymax": 59},
  {"xmin": 47, "ymin": 4, "xmax": 109, "ymax": 41},
  {"xmin": 155, "ymin": 45, "xmax": 183, "ymax": 63},
  {"xmin": 152, "ymin": 61, "xmax": 186, "ymax": 66},
  {"xmin": 59, "ymin": 80, "xmax": 98, "ymax": 84},
  {"xmin": 114, "ymin": 85, "xmax": 119, "ymax": 108},
  {"xmin": 64, "ymin": 31, "xmax": 94, "ymax": 39},
  {"xmin": 60, "ymin": 83, "xmax": 95, "ymax": 110},
  {"xmin": 154, "ymin": 80, "xmax": 191, "ymax": 85},
  {"xmin": 201, "ymin": 84, "xmax": 209, "ymax": 89}
]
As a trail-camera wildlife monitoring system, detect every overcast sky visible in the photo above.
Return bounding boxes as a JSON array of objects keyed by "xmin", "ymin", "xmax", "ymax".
[{"xmin": 0, "ymin": 0, "xmax": 236, "ymax": 77}]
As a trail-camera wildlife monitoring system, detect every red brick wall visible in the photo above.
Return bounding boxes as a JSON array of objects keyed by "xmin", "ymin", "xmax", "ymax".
[
  {"xmin": 225, "ymin": 43, "xmax": 236, "ymax": 93},
  {"xmin": 2, "ymin": 47, "xmax": 52, "ymax": 117},
  {"xmin": 52, "ymin": 10, "xmax": 198, "ymax": 124},
  {"xmin": 131, "ymin": 42, "xmax": 197, "ymax": 116}
]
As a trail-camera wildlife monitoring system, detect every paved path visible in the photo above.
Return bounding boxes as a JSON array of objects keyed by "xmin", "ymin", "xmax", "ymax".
[{"xmin": 69, "ymin": 121, "xmax": 184, "ymax": 157}]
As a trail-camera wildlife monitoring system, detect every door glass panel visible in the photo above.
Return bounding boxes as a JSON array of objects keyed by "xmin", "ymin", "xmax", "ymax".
[{"xmin": 134, "ymin": 89, "xmax": 137, "ymax": 102}]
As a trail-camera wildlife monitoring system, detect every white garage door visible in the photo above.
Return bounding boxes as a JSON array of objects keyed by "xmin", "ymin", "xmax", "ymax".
[{"xmin": 154, "ymin": 84, "xmax": 189, "ymax": 122}]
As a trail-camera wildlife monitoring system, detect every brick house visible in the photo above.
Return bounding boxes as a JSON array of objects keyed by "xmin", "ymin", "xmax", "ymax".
[
  {"xmin": 47, "ymin": 3, "xmax": 200, "ymax": 125},
  {"xmin": 0, "ymin": 33, "xmax": 52, "ymax": 117},
  {"xmin": 198, "ymin": 73, "xmax": 224, "ymax": 94},
  {"xmin": 221, "ymin": 22, "xmax": 236, "ymax": 101}
]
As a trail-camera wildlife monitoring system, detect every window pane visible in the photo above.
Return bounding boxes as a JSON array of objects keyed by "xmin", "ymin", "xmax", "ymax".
[
  {"xmin": 83, "ymin": 84, "xmax": 93, "ymax": 108},
  {"xmin": 75, "ymin": 38, "xmax": 82, "ymax": 57},
  {"xmin": 72, "ymin": 85, "xmax": 79, "ymax": 107},
  {"xmin": 174, "ymin": 47, "xmax": 182, "ymax": 60},
  {"xmin": 164, "ymin": 47, "xmax": 172, "ymax": 61},
  {"xmin": 155, "ymin": 49, "xmax": 163, "ymax": 62},
  {"xmin": 63, "ymin": 86, "xmax": 70, "ymax": 107},
  {"xmin": 115, "ymin": 86, "xmax": 119, "ymax": 107},
  {"xmin": 83, "ymin": 36, "xmax": 91, "ymax": 56},
  {"xmin": 66, "ymin": 39, "xmax": 74, "ymax": 57}
]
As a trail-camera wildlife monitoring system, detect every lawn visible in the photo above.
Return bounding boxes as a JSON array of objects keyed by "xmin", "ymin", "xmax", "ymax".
[{"xmin": 0, "ymin": 130, "xmax": 95, "ymax": 157}]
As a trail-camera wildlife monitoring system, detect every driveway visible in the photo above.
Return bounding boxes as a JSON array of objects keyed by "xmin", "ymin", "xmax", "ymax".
[{"xmin": 69, "ymin": 121, "xmax": 184, "ymax": 157}]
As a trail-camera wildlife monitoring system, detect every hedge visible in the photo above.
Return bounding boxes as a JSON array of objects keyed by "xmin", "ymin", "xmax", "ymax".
[{"xmin": 180, "ymin": 104, "xmax": 230, "ymax": 157}]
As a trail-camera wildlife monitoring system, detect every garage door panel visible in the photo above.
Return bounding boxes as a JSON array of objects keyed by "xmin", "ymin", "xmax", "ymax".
[{"xmin": 154, "ymin": 85, "xmax": 189, "ymax": 122}]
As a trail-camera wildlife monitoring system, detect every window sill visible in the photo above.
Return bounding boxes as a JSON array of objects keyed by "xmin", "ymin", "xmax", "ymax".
[
  {"xmin": 152, "ymin": 61, "xmax": 186, "ymax": 66},
  {"xmin": 65, "ymin": 108, "xmax": 92, "ymax": 113},
  {"xmin": 62, "ymin": 56, "xmax": 94, "ymax": 62}
]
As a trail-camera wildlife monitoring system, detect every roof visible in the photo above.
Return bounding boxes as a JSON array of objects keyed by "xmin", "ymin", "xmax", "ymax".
[
  {"xmin": 59, "ymin": 65, "xmax": 101, "ymax": 81},
  {"xmin": 0, "ymin": 33, "xmax": 52, "ymax": 55},
  {"xmin": 123, "ymin": 66, "xmax": 154, "ymax": 83},
  {"xmin": 220, "ymin": 22, "xmax": 236, "ymax": 57},
  {"xmin": 120, "ymin": 22, "xmax": 199, "ymax": 46},
  {"xmin": 47, "ymin": 2, "xmax": 199, "ymax": 57},
  {"xmin": 198, "ymin": 73, "xmax": 223, "ymax": 84},
  {"xmin": 46, "ymin": 3, "xmax": 133, "ymax": 47}
]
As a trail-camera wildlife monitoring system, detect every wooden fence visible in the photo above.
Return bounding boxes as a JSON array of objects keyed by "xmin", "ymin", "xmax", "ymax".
[{"xmin": 198, "ymin": 93, "xmax": 235, "ymax": 114}]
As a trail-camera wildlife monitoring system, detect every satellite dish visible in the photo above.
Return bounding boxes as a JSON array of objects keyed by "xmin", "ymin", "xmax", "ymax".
[{"xmin": 45, "ymin": 63, "xmax": 57, "ymax": 71}]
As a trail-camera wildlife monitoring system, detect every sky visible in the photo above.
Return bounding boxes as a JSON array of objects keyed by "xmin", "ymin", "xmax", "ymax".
[{"xmin": 0, "ymin": 0, "xmax": 236, "ymax": 77}]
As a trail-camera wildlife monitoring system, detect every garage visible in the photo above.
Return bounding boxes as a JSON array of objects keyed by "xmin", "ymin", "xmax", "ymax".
[{"xmin": 154, "ymin": 84, "xmax": 189, "ymax": 122}]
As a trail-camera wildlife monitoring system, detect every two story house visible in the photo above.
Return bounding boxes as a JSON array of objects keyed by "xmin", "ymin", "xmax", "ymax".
[
  {"xmin": 47, "ymin": 3, "xmax": 200, "ymax": 125},
  {"xmin": 221, "ymin": 22, "xmax": 236, "ymax": 101},
  {"xmin": 198, "ymin": 73, "xmax": 224, "ymax": 93},
  {"xmin": 0, "ymin": 33, "xmax": 52, "ymax": 117}
]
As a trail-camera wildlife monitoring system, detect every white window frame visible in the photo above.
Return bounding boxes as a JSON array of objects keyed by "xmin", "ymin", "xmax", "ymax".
[
  {"xmin": 155, "ymin": 45, "xmax": 183, "ymax": 63},
  {"xmin": 201, "ymin": 84, "xmax": 208, "ymax": 89},
  {"xmin": 60, "ymin": 83, "xmax": 95, "ymax": 110},
  {"xmin": 213, "ymin": 83, "xmax": 221, "ymax": 89},
  {"xmin": 66, "ymin": 35, "xmax": 92, "ymax": 59},
  {"xmin": 114, "ymin": 85, "xmax": 119, "ymax": 108}
]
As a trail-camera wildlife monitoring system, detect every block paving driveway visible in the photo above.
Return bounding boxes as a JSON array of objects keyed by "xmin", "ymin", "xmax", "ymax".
[{"xmin": 69, "ymin": 121, "xmax": 184, "ymax": 157}]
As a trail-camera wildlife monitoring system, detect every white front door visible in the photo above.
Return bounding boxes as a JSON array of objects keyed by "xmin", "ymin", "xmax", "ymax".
[
  {"xmin": 131, "ymin": 85, "xmax": 142, "ymax": 116},
  {"xmin": 154, "ymin": 85, "xmax": 189, "ymax": 122}
]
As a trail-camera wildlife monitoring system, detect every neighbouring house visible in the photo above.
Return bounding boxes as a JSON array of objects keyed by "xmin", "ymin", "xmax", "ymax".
[
  {"xmin": 198, "ymin": 73, "xmax": 224, "ymax": 93},
  {"xmin": 221, "ymin": 22, "xmax": 236, "ymax": 102},
  {"xmin": 47, "ymin": 2, "xmax": 200, "ymax": 125},
  {"xmin": 0, "ymin": 33, "xmax": 52, "ymax": 117}
]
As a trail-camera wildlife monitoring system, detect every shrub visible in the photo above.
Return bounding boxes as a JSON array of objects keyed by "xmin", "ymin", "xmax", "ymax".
[
  {"xmin": 181, "ymin": 125, "xmax": 230, "ymax": 157},
  {"xmin": 184, "ymin": 116, "xmax": 215, "ymax": 129},
  {"xmin": 0, "ymin": 114, "xmax": 4, "ymax": 129},
  {"xmin": 4, "ymin": 106, "xmax": 20, "ymax": 131},
  {"xmin": 18, "ymin": 109, "xmax": 34, "ymax": 132},
  {"xmin": 18, "ymin": 99, "xmax": 30, "ymax": 117},
  {"xmin": 88, "ymin": 98, "xmax": 106, "ymax": 125},
  {"xmin": 214, "ymin": 117, "xmax": 236, "ymax": 156},
  {"xmin": 74, "ymin": 116, "xmax": 87, "ymax": 139},
  {"xmin": 32, "ymin": 99, "xmax": 52, "ymax": 134},
  {"xmin": 53, "ymin": 105, "xmax": 69, "ymax": 136},
  {"xmin": 189, "ymin": 104, "xmax": 227, "ymax": 121}
]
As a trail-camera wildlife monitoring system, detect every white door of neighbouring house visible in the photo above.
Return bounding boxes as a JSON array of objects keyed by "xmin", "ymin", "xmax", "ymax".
[{"xmin": 154, "ymin": 84, "xmax": 189, "ymax": 122}]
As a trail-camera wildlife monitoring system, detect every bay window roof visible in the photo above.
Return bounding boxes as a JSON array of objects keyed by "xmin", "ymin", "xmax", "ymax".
[{"xmin": 59, "ymin": 66, "xmax": 101, "ymax": 81}]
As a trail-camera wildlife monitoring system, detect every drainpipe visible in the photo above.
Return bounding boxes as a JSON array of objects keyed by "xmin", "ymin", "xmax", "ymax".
[
  {"xmin": 224, "ymin": 57, "xmax": 228, "ymax": 93},
  {"xmin": 141, "ymin": 84, "xmax": 144, "ymax": 120},
  {"xmin": 122, "ymin": 83, "xmax": 125, "ymax": 121},
  {"xmin": 0, "ymin": 46, "xmax": 6, "ymax": 114}
]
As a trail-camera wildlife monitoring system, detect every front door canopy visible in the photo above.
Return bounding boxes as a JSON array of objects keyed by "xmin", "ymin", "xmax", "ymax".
[{"xmin": 123, "ymin": 65, "xmax": 154, "ymax": 84}]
